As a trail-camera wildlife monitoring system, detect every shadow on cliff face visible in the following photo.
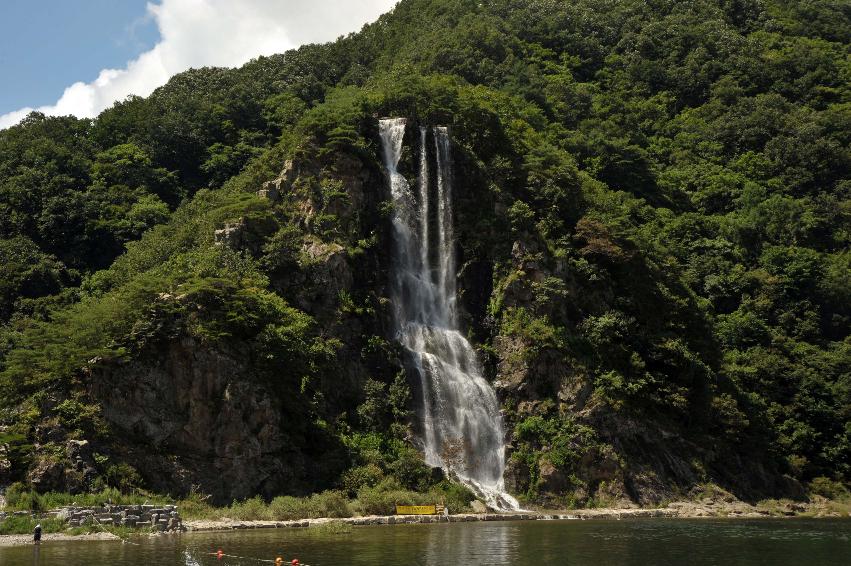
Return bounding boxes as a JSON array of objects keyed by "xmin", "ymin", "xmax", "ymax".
[
  {"xmin": 85, "ymin": 151, "xmax": 392, "ymax": 504},
  {"xmin": 481, "ymin": 209, "xmax": 802, "ymax": 507},
  {"xmin": 87, "ymin": 336, "xmax": 349, "ymax": 505}
]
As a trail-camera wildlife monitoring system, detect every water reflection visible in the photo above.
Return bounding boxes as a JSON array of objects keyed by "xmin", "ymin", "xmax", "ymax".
[
  {"xmin": 421, "ymin": 522, "xmax": 517, "ymax": 565},
  {"xmin": 2, "ymin": 519, "xmax": 850, "ymax": 566}
]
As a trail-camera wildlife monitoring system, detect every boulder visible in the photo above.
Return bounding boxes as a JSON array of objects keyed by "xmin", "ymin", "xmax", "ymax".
[
  {"xmin": 214, "ymin": 220, "xmax": 246, "ymax": 248},
  {"xmin": 0, "ymin": 443, "xmax": 11, "ymax": 485},
  {"xmin": 537, "ymin": 458, "xmax": 568, "ymax": 493},
  {"xmin": 257, "ymin": 159, "xmax": 299, "ymax": 202},
  {"xmin": 26, "ymin": 455, "xmax": 65, "ymax": 492}
]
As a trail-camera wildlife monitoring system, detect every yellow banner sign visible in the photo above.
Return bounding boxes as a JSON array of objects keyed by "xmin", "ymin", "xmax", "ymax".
[{"xmin": 396, "ymin": 505, "xmax": 438, "ymax": 515}]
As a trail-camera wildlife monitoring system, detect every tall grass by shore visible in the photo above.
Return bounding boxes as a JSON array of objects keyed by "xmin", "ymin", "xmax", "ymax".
[
  {"xmin": 179, "ymin": 479, "xmax": 475, "ymax": 520},
  {"xmin": 1, "ymin": 478, "xmax": 475, "ymax": 523},
  {"xmin": 1, "ymin": 485, "xmax": 171, "ymax": 512}
]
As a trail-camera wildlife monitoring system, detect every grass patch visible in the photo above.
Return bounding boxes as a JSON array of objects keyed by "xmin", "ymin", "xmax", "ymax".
[
  {"xmin": 0, "ymin": 514, "xmax": 154, "ymax": 537},
  {"xmin": 216, "ymin": 490, "xmax": 354, "ymax": 521},
  {"xmin": 306, "ymin": 521, "xmax": 353, "ymax": 536},
  {"xmin": 2, "ymin": 485, "xmax": 172, "ymax": 512},
  {"xmin": 823, "ymin": 499, "xmax": 851, "ymax": 516},
  {"xmin": 3, "ymin": 480, "xmax": 477, "ymax": 528},
  {"xmin": 0, "ymin": 516, "xmax": 66, "ymax": 535},
  {"xmin": 178, "ymin": 480, "xmax": 475, "ymax": 521}
]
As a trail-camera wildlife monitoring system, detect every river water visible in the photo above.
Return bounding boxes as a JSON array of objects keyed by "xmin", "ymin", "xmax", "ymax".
[{"xmin": 3, "ymin": 519, "xmax": 849, "ymax": 566}]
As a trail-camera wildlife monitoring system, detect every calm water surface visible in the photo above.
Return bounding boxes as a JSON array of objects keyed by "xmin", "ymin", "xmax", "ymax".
[{"xmin": 2, "ymin": 518, "xmax": 850, "ymax": 566}]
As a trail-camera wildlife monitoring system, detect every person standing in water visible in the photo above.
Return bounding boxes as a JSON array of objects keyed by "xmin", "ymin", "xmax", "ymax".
[{"xmin": 33, "ymin": 523, "xmax": 42, "ymax": 544}]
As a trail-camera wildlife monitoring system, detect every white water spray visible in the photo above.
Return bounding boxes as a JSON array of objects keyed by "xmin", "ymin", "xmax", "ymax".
[{"xmin": 379, "ymin": 118, "xmax": 519, "ymax": 510}]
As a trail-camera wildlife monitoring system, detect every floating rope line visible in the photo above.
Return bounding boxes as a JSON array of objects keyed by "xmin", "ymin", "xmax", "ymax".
[
  {"xmin": 208, "ymin": 551, "xmax": 308, "ymax": 565},
  {"xmin": 208, "ymin": 552, "xmax": 275, "ymax": 563}
]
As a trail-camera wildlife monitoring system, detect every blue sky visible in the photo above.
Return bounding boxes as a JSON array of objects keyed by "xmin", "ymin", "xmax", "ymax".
[
  {"xmin": 0, "ymin": 0, "xmax": 397, "ymax": 128},
  {"xmin": 0, "ymin": 1, "xmax": 159, "ymax": 115}
]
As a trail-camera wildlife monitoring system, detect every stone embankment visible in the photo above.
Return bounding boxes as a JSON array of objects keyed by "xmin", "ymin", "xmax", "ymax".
[
  {"xmin": 183, "ymin": 499, "xmax": 850, "ymax": 532},
  {"xmin": 0, "ymin": 504, "xmax": 184, "ymax": 531},
  {"xmin": 184, "ymin": 509, "xmax": 676, "ymax": 532}
]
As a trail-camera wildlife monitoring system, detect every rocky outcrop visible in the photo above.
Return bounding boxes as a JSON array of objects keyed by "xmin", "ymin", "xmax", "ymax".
[
  {"xmin": 213, "ymin": 221, "xmax": 245, "ymax": 248},
  {"xmin": 257, "ymin": 159, "xmax": 299, "ymax": 203},
  {"xmin": 0, "ymin": 437, "xmax": 12, "ymax": 487},
  {"xmin": 64, "ymin": 440, "xmax": 99, "ymax": 491},
  {"xmin": 214, "ymin": 215, "xmax": 277, "ymax": 254},
  {"xmin": 491, "ymin": 234, "xmax": 701, "ymax": 506},
  {"xmin": 293, "ymin": 238, "xmax": 354, "ymax": 321},
  {"xmin": 24, "ymin": 443, "xmax": 96, "ymax": 494},
  {"xmin": 26, "ymin": 457, "xmax": 65, "ymax": 492},
  {"xmin": 87, "ymin": 337, "xmax": 309, "ymax": 504}
]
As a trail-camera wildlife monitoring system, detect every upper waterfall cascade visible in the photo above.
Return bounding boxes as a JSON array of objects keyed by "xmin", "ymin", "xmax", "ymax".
[{"xmin": 379, "ymin": 117, "xmax": 519, "ymax": 511}]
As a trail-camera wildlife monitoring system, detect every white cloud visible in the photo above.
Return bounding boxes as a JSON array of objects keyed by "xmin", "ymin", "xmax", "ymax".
[{"xmin": 0, "ymin": 0, "xmax": 397, "ymax": 129}]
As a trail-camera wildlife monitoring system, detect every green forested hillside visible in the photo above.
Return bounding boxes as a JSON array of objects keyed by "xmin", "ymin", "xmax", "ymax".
[{"xmin": 0, "ymin": 0, "xmax": 848, "ymax": 506}]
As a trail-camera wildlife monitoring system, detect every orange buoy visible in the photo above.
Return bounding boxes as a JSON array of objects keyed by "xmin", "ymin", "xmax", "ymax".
[
  {"xmin": 276, "ymin": 558, "xmax": 283, "ymax": 566},
  {"xmin": 217, "ymin": 549, "xmax": 224, "ymax": 559}
]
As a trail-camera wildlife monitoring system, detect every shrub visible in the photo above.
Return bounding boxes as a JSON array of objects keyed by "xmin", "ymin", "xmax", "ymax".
[
  {"xmin": 104, "ymin": 463, "xmax": 143, "ymax": 492},
  {"xmin": 341, "ymin": 464, "xmax": 385, "ymax": 496},
  {"xmin": 176, "ymin": 490, "xmax": 217, "ymax": 520},
  {"xmin": 53, "ymin": 398, "xmax": 106, "ymax": 434},
  {"xmin": 387, "ymin": 448, "xmax": 440, "ymax": 492},
  {"xmin": 809, "ymin": 477, "xmax": 850, "ymax": 501},
  {"xmin": 354, "ymin": 479, "xmax": 429, "ymax": 516},
  {"xmin": 231, "ymin": 491, "xmax": 351, "ymax": 521},
  {"xmin": 0, "ymin": 432, "xmax": 34, "ymax": 476},
  {"xmin": 309, "ymin": 490, "xmax": 352, "ymax": 518},
  {"xmin": 268, "ymin": 496, "xmax": 311, "ymax": 520},
  {"xmin": 227, "ymin": 496, "xmax": 269, "ymax": 520},
  {"xmin": 5, "ymin": 485, "xmax": 154, "ymax": 512},
  {"xmin": 4, "ymin": 483, "xmax": 43, "ymax": 511},
  {"xmin": 430, "ymin": 481, "xmax": 475, "ymax": 512}
]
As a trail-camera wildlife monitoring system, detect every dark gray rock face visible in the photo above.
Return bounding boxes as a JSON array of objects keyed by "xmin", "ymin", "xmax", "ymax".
[
  {"xmin": 0, "ymin": 435, "xmax": 12, "ymax": 486},
  {"xmin": 26, "ymin": 456, "xmax": 65, "ymax": 492},
  {"xmin": 63, "ymin": 440, "xmax": 99, "ymax": 492},
  {"xmin": 88, "ymin": 337, "xmax": 304, "ymax": 504},
  {"xmin": 257, "ymin": 159, "xmax": 299, "ymax": 202}
]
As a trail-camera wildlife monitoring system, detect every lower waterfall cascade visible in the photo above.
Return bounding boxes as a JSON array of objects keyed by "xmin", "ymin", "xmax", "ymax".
[{"xmin": 379, "ymin": 117, "xmax": 520, "ymax": 511}]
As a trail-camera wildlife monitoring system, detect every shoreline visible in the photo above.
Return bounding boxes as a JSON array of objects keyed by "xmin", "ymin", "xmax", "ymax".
[
  {"xmin": 181, "ymin": 500, "xmax": 850, "ymax": 533},
  {"xmin": 181, "ymin": 495, "xmax": 850, "ymax": 532},
  {"xmin": 181, "ymin": 509, "xmax": 671, "ymax": 533},
  {"xmin": 0, "ymin": 531, "xmax": 120, "ymax": 547},
  {"xmin": 2, "ymin": 500, "xmax": 849, "ymax": 547}
]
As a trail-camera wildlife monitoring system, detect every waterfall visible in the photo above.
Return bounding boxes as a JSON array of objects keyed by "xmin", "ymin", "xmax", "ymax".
[{"xmin": 379, "ymin": 118, "xmax": 519, "ymax": 511}]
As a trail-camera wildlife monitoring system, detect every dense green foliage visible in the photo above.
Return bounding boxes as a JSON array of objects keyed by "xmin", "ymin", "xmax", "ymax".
[{"xmin": 0, "ymin": 0, "xmax": 848, "ymax": 504}]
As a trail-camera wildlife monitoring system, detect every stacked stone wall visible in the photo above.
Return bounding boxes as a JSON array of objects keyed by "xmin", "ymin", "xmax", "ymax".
[{"xmin": 0, "ymin": 504, "xmax": 184, "ymax": 531}]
